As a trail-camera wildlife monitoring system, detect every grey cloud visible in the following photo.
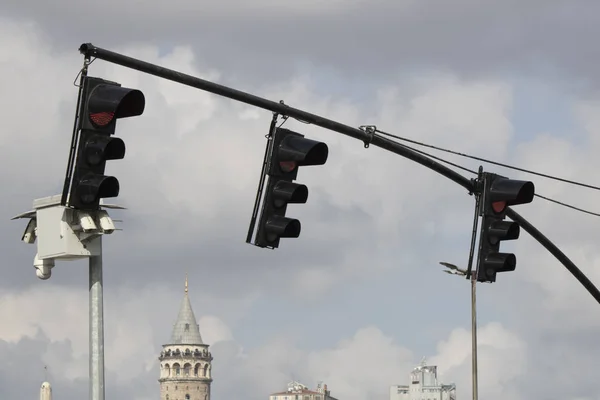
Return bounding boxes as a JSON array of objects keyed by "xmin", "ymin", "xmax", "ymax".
[
  {"xmin": 3, "ymin": 1, "xmax": 600, "ymax": 89},
  {"xmin": 0, "ymin": 289, "xmax": 415, "ymax": 400},
  {"xmin": 5, "ymin": 14, "xmax": 600, "ymax": 400},
  {"xmin": 0, "ymin": 332, "xmax": 151, "ymax": 400},
  {"xmin": 509, "ymin": 328, "xmax": 600, "ymax": 399},
  {"xmin": 1, "ymin": 34, "xmax": 486, "ymax": 302}
]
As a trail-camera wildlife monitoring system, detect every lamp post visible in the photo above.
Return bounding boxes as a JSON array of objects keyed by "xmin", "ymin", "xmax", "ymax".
[{"xmin": 440, "ymin": 261, "xmax": 478, "ymax": 400}]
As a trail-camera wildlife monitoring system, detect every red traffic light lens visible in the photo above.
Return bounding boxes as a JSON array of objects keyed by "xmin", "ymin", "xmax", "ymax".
[
  {"xmin": 279, "ymin": 161, "xmax": 297, "ymax": 173},
  {"xmin": 90, "ymin": 111, "xmax": 115, "ymax": 127},
  {"xmin": 492, "ymin": 200, "xmax": 507, "ymax": 213}
]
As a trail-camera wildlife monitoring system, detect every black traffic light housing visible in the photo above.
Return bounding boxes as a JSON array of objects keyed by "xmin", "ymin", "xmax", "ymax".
[
  {"xmin": 255, "ymin": 128, "xmax": 329, "ymax": 249},
  {"xmin": 476, "ymin": 173, "xmax": 535, "ymax": 283},
  {"xmin": 68, "ymin": 76, "xmax": 145, "ymax": 210}
]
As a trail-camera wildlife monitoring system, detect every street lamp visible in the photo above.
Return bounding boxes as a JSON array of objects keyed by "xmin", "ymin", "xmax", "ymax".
[
  {"xmin": 440, "ymin": 262, "xmax": 467, "ymax": 276},
  {"xmin": 439, "ymin": 261, "xmax": 478, "ymax": 400}
]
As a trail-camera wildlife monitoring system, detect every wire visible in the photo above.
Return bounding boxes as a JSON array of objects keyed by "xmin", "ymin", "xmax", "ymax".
[
  {"xmin": 396, "ymin": 140, "xmax": 478, "ymax": 175},
  {"xmin": 534, "ymin": 194, "xmax": 600, "ymax": 218},
  {"xmin": 374, "ymin": 129, "xmax": 600, "ymax": 192},
  {"xmin": 381, "ymin": 133, "xmax": 600, "ymax": 218}
]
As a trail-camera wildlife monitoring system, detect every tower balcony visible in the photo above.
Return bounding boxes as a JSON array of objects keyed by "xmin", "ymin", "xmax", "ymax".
[
  {"xmin": 159, "ymin": 350, "xmax": 213, "ymax": 362},
  {"xmin": 158, "ymin": 376, "xmax": 213, "ymax": 383}
]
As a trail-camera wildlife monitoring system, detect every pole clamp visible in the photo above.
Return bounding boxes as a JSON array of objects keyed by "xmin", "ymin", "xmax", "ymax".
[{"xmin": 358, "ymin": 125, "xmax": 376, "ymax": 148}]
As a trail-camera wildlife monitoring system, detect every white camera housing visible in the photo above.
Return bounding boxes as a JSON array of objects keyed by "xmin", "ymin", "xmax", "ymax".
[
  {"xmin": 97, "ymin": 210, "xmax": 115, "ymax": 234},
  {"xmin": 78, "ymin": 211, "xmax": 98, "ymax": 232},
  {"xmin": 32, "ymin": 195, "xmax": 101, "ymax": 260},
  {"xmin": 12, "ymin": 195, "xmax": 125, "ymax": 269},
  {"xmin": 34, "ymin": 253, "xmax": 55, "ymax": 280},
  {"xmin": 21, "ymin": 218, "xmax": 37, "ymax": 244}
]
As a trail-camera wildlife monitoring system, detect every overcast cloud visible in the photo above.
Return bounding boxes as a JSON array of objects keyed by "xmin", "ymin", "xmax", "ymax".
[{"xmin": 2, "ymin": 2, "xmax": 600, "ymax": 400}]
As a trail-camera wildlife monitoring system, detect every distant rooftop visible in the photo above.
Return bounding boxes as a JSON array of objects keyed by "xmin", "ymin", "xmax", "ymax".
[{"xmin": 270, "ymin": 380, "xmax": 337, "ymax": 399}]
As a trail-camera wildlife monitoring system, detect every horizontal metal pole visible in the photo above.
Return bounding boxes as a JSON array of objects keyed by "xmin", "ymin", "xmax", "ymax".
[
  {"xmin": 79, "ymin": 43, "xmax": 474, "ymax": 192},
  {"xmin": 78, "ymin": 43, "xmax": 600, "ymax": 305}
]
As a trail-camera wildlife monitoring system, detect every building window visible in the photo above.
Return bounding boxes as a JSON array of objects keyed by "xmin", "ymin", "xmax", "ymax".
[
  {"xmin": 185, "ymin": 323, "xmax": 190, "ymax": 331},
  {"xmin": 185, "ymin": 395, "xmax": 190, "ymax": 400}
]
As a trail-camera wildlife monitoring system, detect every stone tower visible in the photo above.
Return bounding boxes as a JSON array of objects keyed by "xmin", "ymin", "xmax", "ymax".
[
  {"xmin": 159, "ymin": 275, "xmax": 213, "ymax": 400},
  {"xmin": 40, "ymin": 381, "xmax": 52, "ymax": 400}
]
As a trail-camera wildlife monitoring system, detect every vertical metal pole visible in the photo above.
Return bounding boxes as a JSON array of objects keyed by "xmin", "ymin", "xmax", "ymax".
[
  {"xmin": 89, "ymin": 237, "xmax": 105, "ymax": 400},
  {"xmin": 245, "ymin": 112, "xmax": 278, "ymax": 244},
  {"xmin": 469, "ymin": 165, "xmax": 485, "ymax": 400},
  {"xmin": 468, "ymin": 166, "xmax": 483, "ymax": 400},
  {"xmin": 470, "ymin": 271, "xmax": 478, "ymax": 400}
]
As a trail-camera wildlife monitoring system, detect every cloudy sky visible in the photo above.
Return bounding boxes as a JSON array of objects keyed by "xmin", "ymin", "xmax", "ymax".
[{"xmin": 2, "ymin": 1, "xmax": 600, "ymax": 399}]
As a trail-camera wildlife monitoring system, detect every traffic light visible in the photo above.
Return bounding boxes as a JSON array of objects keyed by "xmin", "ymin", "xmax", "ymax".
[
  {"xmin": 68, "ymin": 76, "xmax": 145, "ymax": 210},
  {"xmin": 476, "ymin": 173, "xmax": 535, "ymax": 283},
  {"xmin": 255, "ymin": 128, "xmax": 329, "ymax": 249}
]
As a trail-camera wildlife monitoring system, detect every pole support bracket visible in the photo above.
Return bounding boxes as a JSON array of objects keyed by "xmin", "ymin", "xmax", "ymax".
[{"xmin": 358, "ymin": 125, "xmax": 376, "ymax": 148}]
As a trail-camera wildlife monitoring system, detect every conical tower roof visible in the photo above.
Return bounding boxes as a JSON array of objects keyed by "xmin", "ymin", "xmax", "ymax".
[{"xmin": 169, "ymin": 274, "xmax": 204, "ymax": 345}]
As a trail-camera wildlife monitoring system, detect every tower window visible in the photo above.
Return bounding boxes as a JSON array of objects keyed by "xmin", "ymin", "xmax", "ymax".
[{"xmin": 185, "ymin": 323, "xmax": 190, "ymax": 331}]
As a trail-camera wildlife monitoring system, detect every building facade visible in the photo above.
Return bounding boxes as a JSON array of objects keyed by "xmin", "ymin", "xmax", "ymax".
[
  {"xmin": 269, "ymin": 381, "xmax": 339, "ymax": 400},
  {"xmin": 390, "ymin": 360, "xmax": 456, "ymax": 400},
  {"xmin": 158, "ymin": 277, "xmax": 213, "ymax": 400}
]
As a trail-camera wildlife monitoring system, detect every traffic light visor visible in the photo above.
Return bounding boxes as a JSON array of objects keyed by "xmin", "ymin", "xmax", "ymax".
[
  {"xmin": 489, "ymin": 178, "xmax": 535, "ymax": 211},
  {"xmin": 265, "ymin": 215, "xmax": 302, "ymax": 239},
  {"xmin": 488, "ymin": 220, "xmax": 520, "ymax": 245},
  {"xmin": 84, "ymin": 135, "xmax": 125, "ymax": 166},
  {"xmin": 278, "ymin": 135, "xmax": 329, "ymax": 168},
  {"xmin": 272, "ymin": 181, "xmax": 309, "ymax": 208},
  {"xmin": 88, "ymin": 85, "xmax": 146, "ymax": 127},
  {"xmin": 78, "ymin": 174, "xmax": 120, "ymax": 204},
  {"xmin": 484, "ymin": 252, "xmax": 516, "ymax": 273}
]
